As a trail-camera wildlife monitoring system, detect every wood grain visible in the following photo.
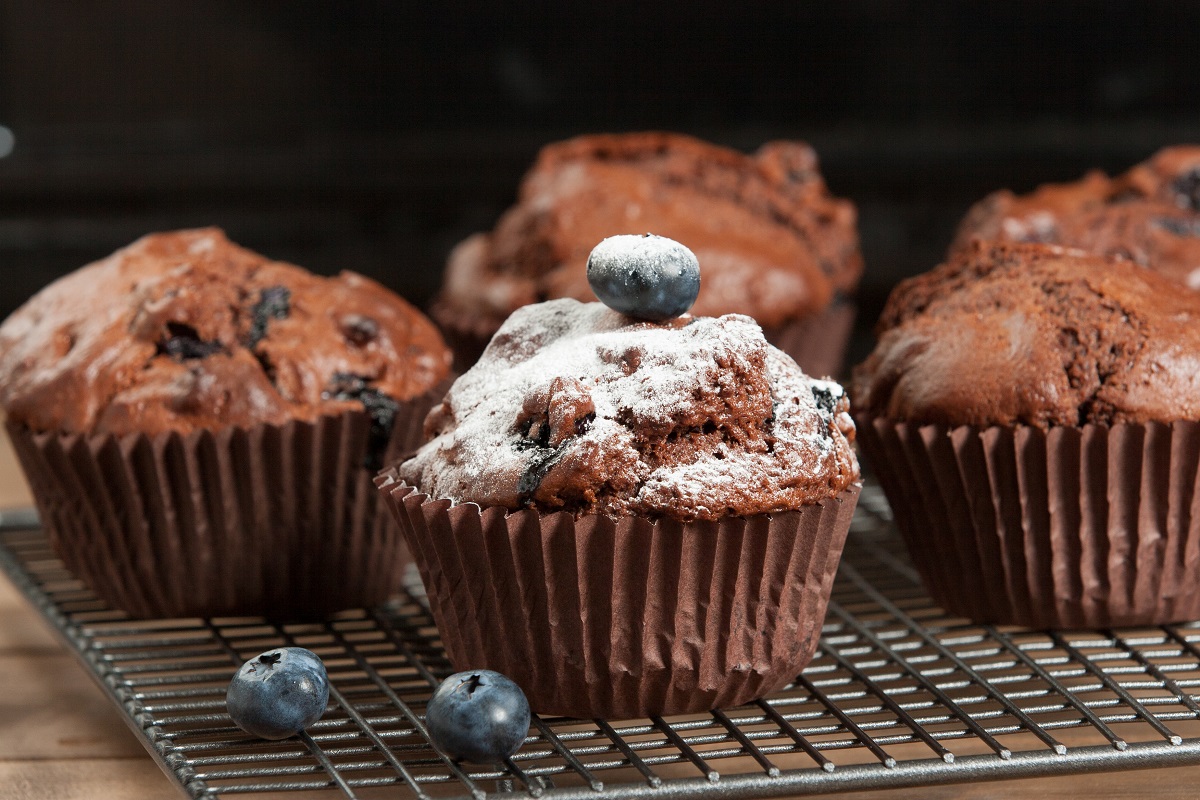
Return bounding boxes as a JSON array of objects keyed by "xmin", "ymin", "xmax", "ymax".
[
  {"xmin": 0, "ymin": 759, "xmax": 174, "ymax": 800},
  {"xmin": 0, "ymin": 652, "xmax": 153, "ymax": 760},
  {"xmin": 0, "ymin": 449, "xmax": 30, "ymax": 511},
  {"xmin": 830, "ymin": 765, "xmax": 1200, "ymax": 800}
]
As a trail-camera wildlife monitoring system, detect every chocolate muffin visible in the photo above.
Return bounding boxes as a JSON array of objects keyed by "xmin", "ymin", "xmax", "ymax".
[
  {"xmin": 952, "ymin": 146, "xmax": 1200, "ymax": 289},
  {"xmin": 2, "ymin": 228, "xmax": 448, "ymax": 439},
  {"xmin": 2, "ymin": 228, "xmax": 453, "ymax": 618},
  {"xmin": 432, "ymin": 132, "xmax": 862, "ymax": 376},
  {"xmin": 854, "ymin": 240, "xmax": 1200, "ymax": 628},
  {"xmin": 380, "ymin": 297, "xmax": 860, "ymax": 717}
]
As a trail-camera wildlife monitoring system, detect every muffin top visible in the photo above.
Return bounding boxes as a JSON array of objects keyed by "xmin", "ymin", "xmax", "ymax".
[
  {"xmin": 952, "ymin": 146, "xmax": 1200, "ymax": 288},
  {"xmin": 854, "ymin": 241, "xmax": 1200, "ymax": 428},
  {"xmin": 433, "ymin": 132, "xmax": 861, "ymax": 333},
  {"xmin": 399, "ymin": 298, "xmax": 859, "ymax": 521},
  {"xmin": 0, "ymin": 228, "xmax": 452, "ymax": 436}
]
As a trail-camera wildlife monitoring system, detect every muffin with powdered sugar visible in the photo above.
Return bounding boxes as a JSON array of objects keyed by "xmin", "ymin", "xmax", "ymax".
[
  {"xmin": 402, "ymin": 299, "xmax": 856, "ymax": 518},
  {"xmin": 380, "ymin": 234, "xmax": 860, "ymax": 718}
]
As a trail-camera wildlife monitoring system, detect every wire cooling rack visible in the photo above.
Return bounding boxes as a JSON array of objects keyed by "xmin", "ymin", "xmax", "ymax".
[{"xmin": 4, "ymin": 483, "xmax": 1200, "ymax": 800}]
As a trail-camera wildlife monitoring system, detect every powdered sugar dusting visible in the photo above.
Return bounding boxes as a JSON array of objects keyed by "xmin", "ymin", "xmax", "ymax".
[{"xmin": 401, "ymin": 299, "xmax": 858, "ymax": 519}]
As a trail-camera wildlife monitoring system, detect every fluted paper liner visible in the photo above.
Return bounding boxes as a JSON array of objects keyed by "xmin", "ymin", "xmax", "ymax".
[
  {"xmin": 376, "ymin": 470, "xmax": 859, "ymax": 718},
  {"xmin": 436, "ymin": 300, "xmax": 856, "ymax": 378},
  {"xmin": 5, "ymin": 381, "xmax": 449, "ymax": 619},
  {"xmin": 856, "ymin": 415, "xmax": 1200, "ymax": 629}
]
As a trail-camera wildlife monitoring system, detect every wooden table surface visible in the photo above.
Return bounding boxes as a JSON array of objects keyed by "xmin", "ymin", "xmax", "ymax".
[{"xmin": 4, "ymin": 431, "xmax": 1200, "ymax": 799}]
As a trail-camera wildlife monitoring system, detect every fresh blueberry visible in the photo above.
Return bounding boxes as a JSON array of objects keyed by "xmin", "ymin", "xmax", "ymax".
[
  {"xmin": 226, "ymin": 647, "xmax": 330, "ymax": 740},
  {"xmin": 1171, "ymin": 167, "xmax": 1200, "ymax": 211},
  {"xmin": 156, "ymin": 321, "xmax": 224, "ymax": 361},
  {"xmin": 322, "ymin": 372, "xmax": 401, "ymax": 470},
  {"xmin": 246, "ymin": 285, "xmax": 291, "ymax": 348},
  {"xmin": 587, "ymin": 233, "xmax": 700, "ymax": 322},
  {"xmin": 424, "ymin": 670, "xmax": 531, "ymax": 764}
]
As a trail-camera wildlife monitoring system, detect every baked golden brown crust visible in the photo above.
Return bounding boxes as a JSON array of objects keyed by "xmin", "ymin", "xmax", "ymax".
[
  {"xmin": 952, "ymin": 146, "xmax": 1200, "ymax": 288},
  {"xmin": 0, "ymin": 228, "xmax": 451, "ymax": 435},
  {"xmin": 432, "ymin": 132, "xmax": 861, "ymax": 335},
  {"xmin": 854, "ymin": 241, "xmax": 1200, "ymax": 427}
]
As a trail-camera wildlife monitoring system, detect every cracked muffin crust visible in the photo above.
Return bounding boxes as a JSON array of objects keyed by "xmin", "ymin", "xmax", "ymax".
[
  {"xmin": 399, "ymin": 298, "xmax": 859, "ymax": 521},
  {"xmin": 853, "ymin": 240, "xmax": 1200, "ymax": 428},
  {"xmin": 951, "ymin": 146, "xmax": 1200, "ymax": 289},
  {"xmin": 432, "ymin": 132, "xmax": 862, "ymax": 335},
  {"xmin": 0, "ymin": 228, "xmax": 451, "ymax": 439}
]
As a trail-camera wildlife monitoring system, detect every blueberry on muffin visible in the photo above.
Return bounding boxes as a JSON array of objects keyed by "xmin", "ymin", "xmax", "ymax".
[{"xmin": 382, "ymin": 234, "xmax": 860, "ymax": 717}]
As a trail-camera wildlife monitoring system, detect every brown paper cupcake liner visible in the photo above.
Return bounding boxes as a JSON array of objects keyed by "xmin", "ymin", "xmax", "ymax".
[
  {"xmin": 6, "ymin": 380, "xmax": 449, "ymax": 620},
  {"xmin": 434, "ymin": 299, "xmax": 856, "ymax": 378},
  {"xmin": 376, "ymin": 470, "xmax": 860, "ymax": 718},
  {"xmin": 856, "ymin": 415, "xmax": 1200, "ymax": 629},
  {"xmin": 761, "ymin": 299, "xmax": 856, "ymax": 380}
]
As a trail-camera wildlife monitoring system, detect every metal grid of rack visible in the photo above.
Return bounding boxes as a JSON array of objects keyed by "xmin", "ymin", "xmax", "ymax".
[{"xmin": 3, "ymin": 483, "xmax": 1200, "ymax": 799}]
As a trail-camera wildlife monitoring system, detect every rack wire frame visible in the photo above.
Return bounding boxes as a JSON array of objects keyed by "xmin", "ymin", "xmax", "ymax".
[{"xmin": 4, "ymin": 482, "xmax": 1200, "ymax": 799}]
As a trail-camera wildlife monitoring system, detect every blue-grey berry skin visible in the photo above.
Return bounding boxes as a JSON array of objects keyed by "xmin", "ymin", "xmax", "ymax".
[
  {"xmin": 424, "ymin": 670, "xmax": 531, "ymax": 764},
  {"xmin": 226, "ymin": 647, "xmax": 330, "ymax": 740},
  {"xmin": 587, "ymin": 234, "xmax": 700, "ymax": 322}
]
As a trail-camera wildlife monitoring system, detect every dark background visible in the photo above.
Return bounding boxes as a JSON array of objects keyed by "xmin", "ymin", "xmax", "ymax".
[{"xmin": 2, "ymin": 1, "xmax": 1198, "ymax": 365}]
